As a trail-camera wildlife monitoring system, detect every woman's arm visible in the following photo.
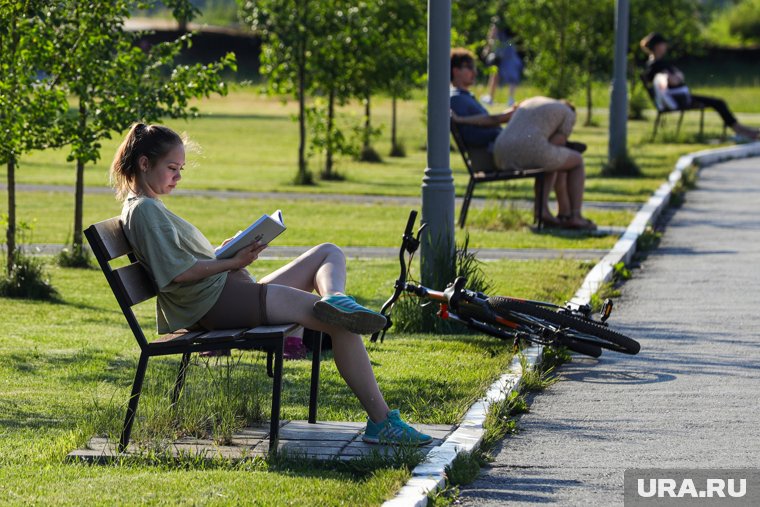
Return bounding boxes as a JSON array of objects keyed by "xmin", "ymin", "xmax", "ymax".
[
  {"xmin": 173, "ymin": 242, "xmax": 267, "ymax": 283},
  {"xmin": 451, "ymin": 104, "xmax": 518, "ymax": 127}
]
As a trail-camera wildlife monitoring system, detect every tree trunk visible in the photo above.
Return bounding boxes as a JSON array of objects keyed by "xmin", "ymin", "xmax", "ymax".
[
  {"xmin": 294, "ymin": 0, "xmax": 309, "ymax": 184},
  {"xmin": 6, "ymin": 158, "xmax": 16, "ymax": 276},
  {"xmin": 297, "ymin": 48, "xmax": 307, "ymax": 182},
  {"xmin": 325, "ymin": 87, "xmax": 335, "ymax": 177},
  {"xmin": 363, "ymin": 94, "xmax": 371, "ymax": 150},
  {"xmin": 585, "ymin": 72, "xmax": 593, "ymax": 126},
  {"xmin": 73, "ymin": 100, "xmax": 86, "ymax": 251},
  {"xmin": 391, "ymin": 95, "xmax": 398, "ymax": 152}
]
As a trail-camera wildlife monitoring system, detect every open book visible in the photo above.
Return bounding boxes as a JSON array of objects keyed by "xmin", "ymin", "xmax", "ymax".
[{"xmin": 215, "ymin": 210, "xmax": 286, "ymax": 259}]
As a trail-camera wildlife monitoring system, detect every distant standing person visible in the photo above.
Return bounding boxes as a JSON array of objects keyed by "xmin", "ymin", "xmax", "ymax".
[
  {"xmin": 640, "ymin": 32, "xmax": 758, "ymax": 140},
  {"xmin": 481, "ymin": 19, "xmax": 523, "ymax": 107}
]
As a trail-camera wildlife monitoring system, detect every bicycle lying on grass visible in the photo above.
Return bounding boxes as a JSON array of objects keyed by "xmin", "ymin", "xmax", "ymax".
[{"xmin": 370, "ymin": 211, "xmax": 640, "ymax": 358}]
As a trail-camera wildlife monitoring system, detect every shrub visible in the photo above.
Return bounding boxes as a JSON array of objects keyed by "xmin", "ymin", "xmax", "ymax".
[
  {"xmin": 56, "ymin": 243, "xmax": 94, "ymax": 269},
  {"xmin": 728, "ymin": 0, "xmax": 760, "ymax": 44},
  {"xmin": 0, "ymin": 252, "xmax": 58, "ymax": 300},
  {"xmin": 389, "ymin": 140, "xmax": 406, "ymax": 158},
  {"xmin": 629, "ymin": 83, "xmax": 649, "ymax": 121},
  {"xmin": 602, "ymin": 150, "xmax": 641, "ymax": 177},
  {"xmin": 392, "ymin": 234, "xmax": 493, "ymax": 334}
]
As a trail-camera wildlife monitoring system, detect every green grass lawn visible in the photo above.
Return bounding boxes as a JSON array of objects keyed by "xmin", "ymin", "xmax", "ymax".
[
  {"xmin": 0, "ymin": 257, "xmax": 587, "ymax": 504},
  {"xmin": 0, "ymin": 190, "xmax": 629, "ymax": 251},
  {"xmin": 6, "ymin": 85, "xmax": 739, "ymax": 203}
]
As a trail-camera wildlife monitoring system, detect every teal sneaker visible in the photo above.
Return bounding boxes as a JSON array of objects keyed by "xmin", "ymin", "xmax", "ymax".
[
  {"xmin": 313, "ymin": 294, "xmax": 387, "ymax": 335},
  {"xmin": 362, "ymin": 410, "xmax": 433, "ymax": 446}
]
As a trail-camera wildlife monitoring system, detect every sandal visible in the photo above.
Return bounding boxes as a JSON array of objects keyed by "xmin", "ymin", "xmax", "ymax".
[
  {"xmin": 559, "ymin": 214, "xmax": 597, "ymax": 231},
  {"xmin": 537, "ymin": 214, "xmax": 563, "ymax": 228}
]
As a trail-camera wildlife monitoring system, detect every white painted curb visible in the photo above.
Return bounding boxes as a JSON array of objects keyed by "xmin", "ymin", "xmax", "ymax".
[{"xmin": 384, "ymin": 141, "xmax": 760, "ymax": 507}]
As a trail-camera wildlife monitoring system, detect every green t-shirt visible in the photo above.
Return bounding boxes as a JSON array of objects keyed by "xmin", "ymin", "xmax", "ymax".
[{"xmin": 121, "ymin": 196, "xmax": 227, "ymax": 333}]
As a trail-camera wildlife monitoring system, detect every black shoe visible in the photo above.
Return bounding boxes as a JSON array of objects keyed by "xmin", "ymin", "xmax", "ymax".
[{"xmin": 566, "ymin": 141, "xmax": 587, "ymax": 154}]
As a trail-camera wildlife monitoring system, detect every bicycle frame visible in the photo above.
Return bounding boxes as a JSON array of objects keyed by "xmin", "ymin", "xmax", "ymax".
[{"xmin": 371, "ymin": 210, "xmax": 564, "ymax": 345}]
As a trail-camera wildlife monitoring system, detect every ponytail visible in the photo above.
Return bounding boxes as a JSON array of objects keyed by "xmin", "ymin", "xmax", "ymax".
[{"xmin": 110, "ymin": 123, "xmax": 183, "ymax": 200}]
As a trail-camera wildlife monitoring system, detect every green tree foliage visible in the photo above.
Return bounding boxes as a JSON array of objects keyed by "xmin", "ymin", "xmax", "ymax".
[
  {"xmin": 451, "ymin": 0, "xmax": 507, "ymax": 49},
  {"xmin": 505, "ymin": 0, "xmax": 702, "ymax": 105},
  {"xmin": 727, "ymin": 0, "xmax": 760, "ymax": 44},
  {"xmin": 307, "ymin": 1, "xmax": 363, "ymax": 178},
  {"xmin": 506, "ymin": 0, "xmax": 600, "ymax": 99},
  {"xmin": 241, "ymin": 0, "xmax": 317, "ymax": 184},
  {"xmin": 629, "ymin": 0, "xmax": 703, "ymax": 62},
  {"xmin": 54, "ymin": 0, "xmax": 235, "ymax": 261},
  {"xmin": 377, "ymin": 0, "xmax": 426, "ymax": 157},
  {"xmin": 0, "ymin": 1, "xmax": 69, "ymax": 277}
]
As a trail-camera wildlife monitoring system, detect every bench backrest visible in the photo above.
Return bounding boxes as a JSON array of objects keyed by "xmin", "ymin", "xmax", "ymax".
[
  {"xmin": 450, "ymin": 119, "xmax": 498, "ymax": 175},
  {"xmin": 639, "ymin": 72, "xmax": 663, "ymax": 111},
  {"xmin": 85, "ymin": 217, "xmax": 156, "ymax": 349}
]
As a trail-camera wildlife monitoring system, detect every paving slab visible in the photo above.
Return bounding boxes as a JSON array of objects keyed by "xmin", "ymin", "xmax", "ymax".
[
  {"xmin": 67, "ymin": 420, "xmax": 455, "ymax": 464},
  {"xmin": 457, "ymin": 157, "xmax": 760, "ymax": 506}
]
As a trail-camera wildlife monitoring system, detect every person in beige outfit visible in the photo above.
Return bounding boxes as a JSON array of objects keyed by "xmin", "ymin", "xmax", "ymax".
[
  {"xmin": 450, "ymin": 48, "xmax": 594, "ymax": 230},
  {"xmin": 454, "ymin": 94, "xmax": 595, "ymax": 230},
  {"xmin": 493, "ymin": 96, "xmax": 593, "ymax": 229}
]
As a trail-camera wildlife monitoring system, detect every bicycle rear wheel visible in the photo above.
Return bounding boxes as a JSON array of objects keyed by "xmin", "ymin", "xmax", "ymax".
[
  {"xmin": 487, "ymin": 297, "xmax": 640, "ymax": 355},
  {"xmin": 556, "ymin": 336, "xmax": 603, "ymax": 358}
]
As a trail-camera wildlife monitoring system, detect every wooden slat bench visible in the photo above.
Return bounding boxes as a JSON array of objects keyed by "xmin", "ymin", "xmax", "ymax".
[
  {"xmin": 450, "ymin": 119, "xmax": 546, "ymax": 229},
  {"xmin": 639, "ymin": 72, "xmax": 727, "ymax": 141},
  {"xmin": 85, "ymin": 217, "xmax": 322, "ymax": 454}
]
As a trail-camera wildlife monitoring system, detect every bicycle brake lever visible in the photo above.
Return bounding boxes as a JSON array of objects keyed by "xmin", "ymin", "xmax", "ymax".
[{"xmin": 405, "ymin": 222, "xmax": 427, "ymax": 255}]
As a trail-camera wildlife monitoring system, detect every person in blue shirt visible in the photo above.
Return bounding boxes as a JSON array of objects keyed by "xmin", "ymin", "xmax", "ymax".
[{"xmin": 450, "ymin": 48, "xmax": 517, "ymax": 152}]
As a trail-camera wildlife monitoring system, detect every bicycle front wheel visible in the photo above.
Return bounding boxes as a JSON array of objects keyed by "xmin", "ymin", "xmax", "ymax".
[{"xmin": 487, "ymin": 297, "xmax": 640, "ymax": 355}]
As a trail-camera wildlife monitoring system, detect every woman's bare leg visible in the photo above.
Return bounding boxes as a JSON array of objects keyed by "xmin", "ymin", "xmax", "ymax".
[
  {"xmin": 487, "ymin": 72, "xmax": 499, "ymax": 99},
  {"xmin": 265, "ymin": 283, "xmax": 390, "ymax": 423},
  {"xmin": 553, "ymin": 172, "xmax": 570, "ymax": 217},
  {"xmin": 536, "ymin": 171, "xmax": 557, "ymax": 220},
  {"xmin": 507, "ymin": 83, "xmax": 518, "ymax": 106},
  {"xmin": 259, "ymin": 243, "xmax": 346, "ymax": 296}
]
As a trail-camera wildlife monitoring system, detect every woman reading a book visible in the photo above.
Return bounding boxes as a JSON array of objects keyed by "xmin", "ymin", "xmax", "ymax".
[{"xmin": 109, "ymin": 123, "xmax": 431, "ymax": 446}]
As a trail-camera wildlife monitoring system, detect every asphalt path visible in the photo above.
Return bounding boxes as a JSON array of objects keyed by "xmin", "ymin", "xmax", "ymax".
[{"xmin": 457, "ymin": 156, "xmax": 760, "ymax": 505}]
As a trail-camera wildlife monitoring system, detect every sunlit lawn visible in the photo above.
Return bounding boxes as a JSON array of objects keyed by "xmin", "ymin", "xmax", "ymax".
[
  {"xmin": 1, "ymin": 190, "xmax": 630, "ymax": 251},
  {"xmin": 0, "ymin": 257, "xmax": 588, "ymax": 504},
  {"xmin": 7, "ymin": 84, "xmax": 740, "ymax": 204}
]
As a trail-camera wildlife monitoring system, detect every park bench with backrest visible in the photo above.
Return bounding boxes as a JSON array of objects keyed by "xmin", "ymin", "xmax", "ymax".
[
  {"xmin": 639, "ymin": 72, "xmax": 727, "ymax": 141},
  {"xmin": 450, "ymin": 119, "xmax": 546, "ymax": 229},
  {"xmin": 85, "ymin": 217, "xmax": 323, "ymax": 454}
]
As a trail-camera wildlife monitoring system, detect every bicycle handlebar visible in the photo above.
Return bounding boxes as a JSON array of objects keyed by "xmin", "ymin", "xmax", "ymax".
[{"xmin": 370, "ymin": 210, "xmax": 425, "ymax": 342}]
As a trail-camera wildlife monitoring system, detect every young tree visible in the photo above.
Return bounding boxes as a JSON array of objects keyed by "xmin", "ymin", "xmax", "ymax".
[
  {"xmin": 53, "ymin": 0, "xmax": 235, "ymax": 263},
  {"xmin": 307, "ymin": 1, "xmax": 360, "ymax": 178},
  {"xmin": 241, "ymin": 0, "xmax": 317, "ymax": 184},
  {"xmin": 0, "ymin": 1, "xmax": 69, "ymax": 278},
  {"xmin": 376, "ymin": 0, "xmax": 426, "ymax": 157},
  {"xmin": 506, "ymin": 0, "xmax": 590, "ymax": 99}
]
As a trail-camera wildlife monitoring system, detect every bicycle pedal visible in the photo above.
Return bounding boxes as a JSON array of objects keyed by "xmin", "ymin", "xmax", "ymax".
[{"xmin": 600, "ymin": 299, "xmax": 614, "ymax": 323}]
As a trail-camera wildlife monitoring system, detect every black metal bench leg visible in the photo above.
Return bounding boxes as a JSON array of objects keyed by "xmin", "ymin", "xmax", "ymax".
[
  {"xmin": 676, "ymin": 111, "xmax": 685, "ymax": 136},
  {"xmin": 534, "ymin": 174, "xmax": 545, "ymax": 229},
  {"xmin": 459, "ymin": 177, "xmax": 476, "ymax": 228},
  {"xmin": 699, "ymin": 109, "xmax": 705, "ymax": 137},
  {"xmin": 652, "ymin": 113, "xmax": 661, "ymax": 141},
  {"xmin": 171, "ymin": 352, "xmax": 191, "ymax": 406},
  {"xmin": 307, "ymin": 330, "xmax": 322, "ymax": 424},
  {"xmin": 119, "ymin": 352, "xmax": 149, "ymax": 453},
  {"xmin": 268, "ymin": 342, "xmax": 284, "ymax": 453}
]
